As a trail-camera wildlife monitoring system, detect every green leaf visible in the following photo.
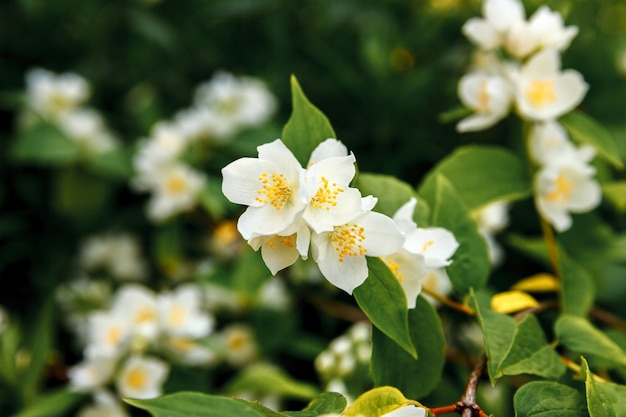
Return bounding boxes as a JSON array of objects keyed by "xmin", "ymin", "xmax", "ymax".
[
  {"xmin": 560, "ymin": 110, "xmax": 624, "ymax": 169},
  {"xmin": 559, "ymin": 254, "xmax": 595, "ymax": 317},
  {"xmin": 281, "ymin": 75, "xmax": 337, "ymax": 166},
  {"xmin": 200, "ymin": 176, "xmax": 230, "ymax": 220},
  {"xmin": 424, "ymin": 174, "xmax": 490, "ymax": 294},
  {"xmin": 370, "ymin": 296, "xmax": 445, "ymax": 399},
  {"xmin": 354, "ymin": 257, "xmax": 416, "ymax": 359},
  {"xmin": 231, "ymin": 247, "xmax": 271, "ymax": 296},
  {"xmin": 286, "ymin": 392, "xmax": 347, "ymax": 416},
  {"xmin": 438, "ymin": 105, "xmax": 472, "ymax": 123},
  {"xmin": 582, "ymin": 356, "xmax": 626, "ymax": 417},
  {"xmin": 53, "ymin": 168, "xmax": 113, "ymax": 222},
  {"xmin": 602, "ymin": 181, "xmax": 626, "ymax": 212},
  {"xmin": 498, "ymin": 315, "xmax": 565, "ymax": 380},
  {"xmin": 10, "ymin": 122, "xmax": 81, "ymax": 166},
  {"xmin": 470, "ymin": 289, "xmax": 517, "ymax": 385},
  {"xmin": 555, "ymin": 316, "xmax": 626, "ymax": 369},
  {"xmin": 225, "ymin": 363, "xmax": 318, "ymax": 400},
  {"xmin": 12, "ymin": 387, "xmax": 84, "ymax": 417},
  {"xmin": 126, "ymin": 392, "xmax": 267, "ymax": 417},
  {"xmin": 418, "ymin": 145, "xmax": 531, "ymax": 211},
  {"xmin": 238, "ymin": 400, "xmax": 288, "ymax": 417},
  {"xmin": 342, "ymin": 386, "xmax": 411, "ymax": 417},
  {"xmin": 513, "ymin": 381, "xmax": 587, "ymax": 417},
  {"xmin": 87, "ymin": 146, "xmax": 133, "ymax": 180},
  {"xmin": 355, "ymin": 172, "xmax": 430, "ymax": 225}
]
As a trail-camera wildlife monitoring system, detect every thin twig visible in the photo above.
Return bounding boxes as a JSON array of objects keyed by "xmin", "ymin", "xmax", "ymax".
[
  {"xmin": 513, "ymin": 299, "xmax": 560, "ymax": 322},
  {"xmin": 422, "ymin": 287, "xmax": 476, "ymax": 316},
  {"xmin": 540, "ymin": 217, "xmax": 561, "ymax": 277},
  {"xmin": 560, "ymin": 356, "xmax": 607, "ymax": 382},
  {"xmin": 590, "ymin": 306, "xmax": 626, "ymax": 333}
]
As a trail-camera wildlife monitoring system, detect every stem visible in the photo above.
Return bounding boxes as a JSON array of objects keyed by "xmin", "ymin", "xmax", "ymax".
[
  {"xmin": 422, "ymin": 287, "xmax": 476, "ymax": 316},
  {"xmin": 514, "ymin": 299, "xmax": 560, "ymax": 322},
  {"xmin": 429, "ymin": 404, "xmax": 458, "ymax": 415},
  {"xmin": 560, "ymin": 356, "xmax": 607, "ymax": 382},
  {"xmin": 590, "ymin": 306, "xmax": 626, "ymax": 333},
  {"xmin": 540, "ymin": 216, "xmax": 561, "ymax": 277},
  {"xmin": 460, "ymin": 356, "xmax": 487, "ymax": 417}
]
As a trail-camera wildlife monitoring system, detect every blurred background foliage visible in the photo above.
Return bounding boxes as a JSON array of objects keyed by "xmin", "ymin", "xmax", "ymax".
[{"xmin": 1, "ymin": 0, "xmax": 626, "ymax": 415}]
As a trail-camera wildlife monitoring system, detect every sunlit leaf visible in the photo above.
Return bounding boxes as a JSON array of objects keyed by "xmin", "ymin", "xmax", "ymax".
[
  {"xmin": 343, "ymin": 386, "xmax": 420, "ymax": 417},
  {"xmin": 582, "ymin": 357, "xmax": 626, "ymax": 417},
  {"xmin": 225, "ymin": 363, "xmax": 318, "ymax": 401},
  {"xmin": 126, "ymin": 392, "xmax": 266, "ymax": 417},
  {"xmin": 513, "ymin": 381, "xmax": 587, "ymax": 417}
]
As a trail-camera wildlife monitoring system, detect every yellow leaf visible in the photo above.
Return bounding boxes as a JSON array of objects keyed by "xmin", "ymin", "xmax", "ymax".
[
  {"xmin": 342, "ymin": 386, "xmax": 424, "ymax": 417},
  {"xmin": 511, "ymin": 273, "xmax": 560, "ymax": 293},
  {"xmin": 491, "ymin": 291, "xmax": 540, "ymax": 314}
]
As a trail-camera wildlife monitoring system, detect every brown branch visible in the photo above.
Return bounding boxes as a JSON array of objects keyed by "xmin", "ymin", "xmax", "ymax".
[
  {"xmin": 513, "ymin": 299, "xmax": 560, "ymax": 322},
  {"xmin": 429, "ymin": 356, "xmax": 489, "ymax": 416},
  {"xmin": 590, "ymin": 306, "xmax": 626, "ymax": 333},
  {"xmin": 421, "ymin": 287, "xmax": 476, "ymax": 317}
]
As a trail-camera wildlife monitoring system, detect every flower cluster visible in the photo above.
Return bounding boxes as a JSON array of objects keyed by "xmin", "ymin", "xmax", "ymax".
[
  {"xmin": 79, "ymin": 232, "xmax": 147, "ymax": 281},
  {"xmin": 458, "ymin": 0, "xmax": 600, "ymax": 231},
  {"xmin": 68, "ymin": 283, "xmax": 216, "ymax": 414},
  {"xmin": 23, "ymin": 68, "xmax": 118, "ymax": 155},
  {"xmin": 222, "ymin": 138, "xmax": 459, "ymax": 304},
  {"xmin": 132, "ymin": 71, "xmax": 277, "ymax": 222}
]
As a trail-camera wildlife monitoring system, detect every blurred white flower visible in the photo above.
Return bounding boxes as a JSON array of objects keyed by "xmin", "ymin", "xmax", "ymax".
[
  {"xmin": 69, "ymin": 355, "xmax": 116, "ymax": 392},
  {"xmin": 57, "ymin": 108, "xmax": 118, "ymax": 155},
  {"xmin": 534, "ymin": 162, "xmax": 601, "ymax": 232},
  {"xmin": 133, "ymin": 123, "xmax": 189, "ymax": 182},
  {"xmin": 84, "ymin": 311, "xmax": 132, "ymax": 359},
  {"xmin": 472, "ymin": 201, "xmax": 510, "ymax": 266},
  {"xmin": 221, "ymin": 139, "xmax": 306, "ymax": 239},
  {"xmin": 529, "ymin": 121, "xmax": 596, "ymax": 168},
  {"xmin": 25, "ymin": 68, "xmax": 90, "ymax": 119},
  {"xmin": 77, "ymin": 390, "xmax": 129, "ymax": 417},
  {"xmin": 404, "ymin": 226, "xmax": 459, "ymax": 269},
  {"xmin": 515, "ymin": 49, "xmax": 588, "ymax": 121},
  {"xmin": 457, "ymin": 72, "xmax": 513, "ymax": 132},
  {"xmin": 257, "ymin": 278, "xmax": 292, "ymax": 311},
  {"xmin": 146, "ymin": 162, "xmax": 206, "ymax": 222},
  {"xmin": 157, "ymin": 284, "xmax": 215, "ymax": 338},
  {"xmin": 110, "ymin": 285, "xmax": 159, "ymax": 341},
  {"xmin": 116, "ymin": 355, "xmax": 169, "ymax": 399},
  {"xmin": 421, "ymin": 268, "xmax": 453, "ymax": 307},
  {"xmin": 462, "ymin": 0, "xmax": 526, "ymax": 51},
  {"xmin": 163, "ymin": 336, "xmax": 217, "ymax": 366},
  {"xmin": 195, "ymin": 71, "xmax": 277, "ymax": 130},
  {"xmin": 217, "ymin": 324, "xmax": 259, "ymax": 367},
  {"xmin": 173, "ymin": 106, "xmax": 237, "ymax": 144},
  {"xmin": 311, "ymin": 199, "xmax": 404, "ymax": 294},
  {"xmin": 80, "ymin": 233, "xmax": 147, "ymax": 281}
]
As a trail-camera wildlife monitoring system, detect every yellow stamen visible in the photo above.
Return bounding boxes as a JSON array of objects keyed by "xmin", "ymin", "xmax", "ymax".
[
  {"xmin": 527, "ymin": 79, "xmax": 556, "ymax": 108},
  {"xmin": 381, "ymin": 257, "xmax": 404, "ymax": 282},
  {"xmin": 475, "ymin": 80, "xmax": 490, "ymax": 112},
  {"xmin": 421, "ymin": 239, "xmax": 435, "ymax": 253},
  {"xmin": 169, "ymin": 305, "xmax": 186, "ymax": 326},
  {"xmin": 126, "ymin": 368, "xmax": 146, "ymax": 390},
  {"xmin": 546, "ymin": 174, "xmax": 573, "ymax": 203},
  {"xmin": 135, "ymin": 308, "xmax": 155, "ymax": 324},
  {"xmin": 106, "ymin": 327, "xmax": 122, "ymax": 345},
  {"xmin": 310, "ymin": 176, "xmax": 344, "ymax": 211},
  {"xmin": 327, "ymin": 223, "xmax": 367, "ymax": 263},
  {"xmin": 256, "ymin": 172, "xmax": 291, "ymax": 210},
  {"xmin": 267, "ymin": 234, "xmax": 296, "ymax": 250},
  {"xmin": 165, "ymin": 175, "xmax": 187, "ymax": 194}
]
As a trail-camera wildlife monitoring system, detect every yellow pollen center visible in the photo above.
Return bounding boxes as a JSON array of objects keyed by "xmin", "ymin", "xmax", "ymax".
[
  {"xmin": 546, "ymin": 175, "xmax": 573, "ymax": 203},
  {"xmin": 171, "ymin": 337, "xmax": 194, "ymax": 352},
  {"xmin": 228, "ymin": 332, "xmax": 248, "ymax": 350},
  {"xmin": 311, "ymin": 176, "xmax": 344, "ymax": 210},
  {"xmin": 267, "ymin": 234, "xmax": 296, "ymax": 250},
  {"xmin": 475, "ymin": 80, "xmax": 490, "ymax": 112},
  {"xmin": 381, "ymin": 257, "xmax": 404, "ymax": 282},
  {"xmin": 527, "ymin": 79, "xmax": 556, "ymax": 108},
  {"xmin": 135, "ymin": 308, "xmax": 155, "ymax": 324},
  {"xmin": 126, "ymin": 368, "xmax": 146, "ymax": 390},
  {"xmin": 327, "ymin": 223, "xmax": 368, "ymax": 262},
  {"xmin": 256, "ymin": 172, "xmax": 291, "ymax": 210},
  {"xmin": 169, "ymin": 305, "xmax": 187, "ymax": 326},
  {"xmin": 421, "ymin": 239, "xmax": 435, "ymax": 253},
  {"xmin": 106, "ymin": 327, "xmax": 122, "ymax": 345},
  {"xmin": 213, "ymin": 220, "xmax": 239, "ymax": 245},
  {"xmin": 50, "ymin": 93, "xmax": 72, "ymax": 112},
  {"xmin": 165, "ymin": 175, "xmax": 187, "ymax": 194}
]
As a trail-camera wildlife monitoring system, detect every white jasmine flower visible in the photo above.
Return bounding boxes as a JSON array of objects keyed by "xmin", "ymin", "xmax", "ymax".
[
  {"xmin": 381, "ymin": 251, "xmax": 427, "ymax": 309},
  {"xmin": 348, "ymin": 321, "xmax": 371, "ymax": 344},
  {"xmin": 110, "ymin": 285, "xmax": 159, "ymax": 341},
  {"xmin": 404, "ymin": 227, "xmax": 459, "ymax": 269},
  {"xmin": 146, "ymin": 162, "xmax": 206, "ymax": 222},
  {"xmin": 529, "ymin": 121, "xmax": 596, "ymax": 167},
  {"xmin": 526, "ymin": 6, "xmax": 578, "ymax": 53},
  {"xmin": 158, "ymin": 284, "xmax": 214, "ymax": 338},
  {"xmin": 308, "ymin": 138, "xmax": 349, "ymax": 165},
  {"xmin": 324, "ymin": 378, "xmax": 352, "ymax": 403},
  {"xmin": 163, "ymin": 336, "xmax": 217, "ymax": 366},
  {"xmin": 462, "ymin": 0, "xmax": 526, "ymax": 51},
  {"xmin": 421, "ymin": 268, "xmax": 453, "ymax": 307},
  {"xmin": 311, "ymin": 201, "xmax": 405, "ymax": 294},
  {"xmin": 515, "ymin": 49, "xmax": 588, "ymax": 121},
  {"xmin": 84, "ymin": 311, "xmax": 131, "ymax": 359},
  {"xmin": 173, "ymin": 106, "xmax": 237, "ymax": 144},
  {"xmin": 221, "ymin": 139, "xmax": 306, "ymax": 239},
  {"xmin": 382, "ymin": 405, "xmax": 427, "ymax": 417},
  {"xmin": 80, "ymin": 233, "xmax": 146, "ymax": 281},
  {"xmin": 116, "ymin": 355, "xmax": 169, "ymax": 399},
  {"xmin": 195, "ymin": 71, "xmax": 277, "ymax": 129},
  {"xmin": 202, "ymin": 283, "xmax": 246, "ymax": 313},
  {"xmin": 302, "ymin": 152, "xmax": 364, "ymax": 233},
  {"xmin": 472, "ymin": 201, "xmax": 510, "ymax": 266},
  {"xmin": 457, "ymin": 72, "xmax": 513, "ymax": 132},
  {"xmin": 534, "ymin": 162, "xmax": 601, "ymax": 232},
  {"xmin": 247, "ymin": 220, "xmax": 311, "ymax": 275},
  {"xmin": 133, "ymin": 123, "xmax": 188, "ymax": 182},
  {"xmin": 257, "ymin": 278, "xmax": 292, "ymax": 311},
  {"xmin": 217, "ymin": 324, "xmax": 259, "ymax": 367},
  {"xmin": 57, "ymin": 108, "xmax": 117, "ymax": 155},
  {"xmin": 25, "ymin": 68, "xmax": 90, "ymax": 119},
  {"xmin": 77, "ymin": 390, "xmax": 129, "ymax": 417},
  {"xmin": 68, "ymin": 355, "xmax": 116, "ymax": 392}
]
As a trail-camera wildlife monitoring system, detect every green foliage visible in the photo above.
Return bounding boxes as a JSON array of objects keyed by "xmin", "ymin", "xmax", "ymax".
[
  {"xmin": 281, "ymin": 75, "xmax": 336, "ymax": 166},
  {"xmin": 370, "ymin": 296, "xmax": 445, "ymax": 399},
  {"xmin": 582, "ymin": 357, "xmax": 626, "ymax": 417},
  {"xmin": 126, "ymin": 392, "xmax": 268, "ymax": 417},
  {"xmin": 354, "ymin": 257, "xmax": 416, "ymax": 359},
  {"xmin": 559, "ymin": 253, "xmax": 595, "ymax": 318},
  {"xmin": 342, "ymin": 386, "xmax": 417, "ymax": 417},
  {"xmin": 10, "ymin": 123, "xmax": 81, "ymax": 166},
  {"xmin": 224, "ymin": 363, "xmax": 318, "ymax": 401},
  {"xmin": 11, "ymin": 388, "xmax": 84, "ymax": 417},
  {"xmin": 513, "ymin": 381, "xmax": 587, "ymax": 417}
]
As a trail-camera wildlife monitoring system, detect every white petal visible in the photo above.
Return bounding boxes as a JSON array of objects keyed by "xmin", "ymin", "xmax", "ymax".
[
  {"xmin": 568, "ymin": 178, "xmax": 601, "ymax": 212},
  {"xmin": 536, "ymin": 195, "xmax": 571, "ymax": 232},
  {"xmin": 304, "ymin": 186, "xmax": 364, "ymax": 233},
  {"xmin": 405, "ymin": 228, "xmax": 459, "ymax": 269},
  {"xmin": 393, "ymin": 197, "xmax": 418, "ymax": 233},
  {"xmin": 315, "ymin": 251, "xmax": 369, "ymax": 294},
  {"xmin": 457, "ymin": 112, "xmax": 502, "ymax": 132},
  {"xmin": 257, "ymin": 139, "xmax": 303, "ymax": 175},
  {"xmin": 462, "ymin": 18, "xmax": 501, "ymax": 50},
  {"xmin": 522, "ymin": 49, "xmax": 560, "ymax": 78},
  {"xmin": 382, "ymin": 405, "xmax": 427, "ymax": 417},
  {"xmin": 358, "ymin": 212, "xmax": 405, "ymax": 256},
  {"xmin": 221, "ymin": 158, "xmax": 277, "ymax": 206},
  {"xmin": 308, "ymin": 138, "xmax": 348, "ymax": 165},
  {"xmin": 484, "ymin": 0, "xmax": 526, "ymax": 31},
  {"xmin": 261, "ymin": 236, "xmax": 301, "ymax": 275},
  {"xmin": 237, "ymin": 203, "xmax": 304, "ymax": 239}
]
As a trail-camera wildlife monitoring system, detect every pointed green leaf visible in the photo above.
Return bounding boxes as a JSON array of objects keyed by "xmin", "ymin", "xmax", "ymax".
[
  {"xmin": 281, "ymin": 75, "xmax": 336, "ymax": 166},
  {"xmin": 238, "ymin": 400, "xmax": 288, "ymax": 417},
  {"xmin": 602, "ymin": 181, "xmax": 626, "ymax": 212},
  {"xmin": 371, "ymin": 296, "xmax": 445, "ymax": 399},
  {"xmin": 424, "ymin": 175, "xmax": 490, "ymax": 293},
  {"xmin": 582, "ymin": 356, "xmax": 626, "ymax": 417},
  {"xmin": 12, "ymin": 387, "xmax": 84, "ymax": 417},
  {"xmin": 499, "ymin": 315, "xmax": 565, "ymax": 379},
  {"xmin": 126, "ymin": 392, "xmax": 267, "ymax": 417},
  {"xmin": 418, "ymin": 145, "xmax": 531, "ymax": 211},
  {"xmin": 470, "ymin": 289, "xmax": 517, "ymax": 385},
  {"xmin": 87, "ymin": 146, "xmax": 133, "ymax": 180},
  {"xmin": 559, "ymin": 254, "xmax": 594, "ymax": 317},
  {"xmin": 355, "ymin": 172, "xmax": 430, "ymax": 226},
  {"xmin": 225, "ymin": 363, "xmax": 318, "ymax": 400},
  {"xmin": 10, "ymin": 122, "xmax": 81, "ymax": 166},
  {"xmin": 560, "ymin": 110, "xmax": 624, "ymax": 168},
  {"xmin": 555, "ymin": 316, "xmax": 626, "ymax": 369},
  {"xmin": 354, "ymin": 257, "xmax": 416, "ymax": 359},
  {"xmin": 342, "ymin": 387, "xmax": 411, "ymax": 417},
  {"xmin": 291, "ymin": 392, "xmax": 347, "ymax": 416},
  {"xmin": 513, "ymin": 381, "xmax": 587, "ymax": 417}
]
